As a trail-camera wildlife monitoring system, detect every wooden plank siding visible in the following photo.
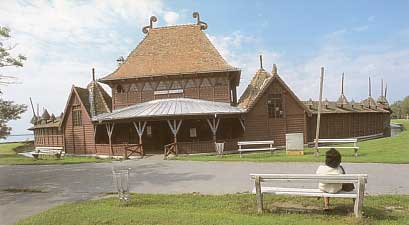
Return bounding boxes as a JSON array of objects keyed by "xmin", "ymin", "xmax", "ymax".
[
  {"xmin": 63, "ymin": 94, "xmax": 96, "ymax": 155},
  {"xmin": 306, "ymin": 112, "xmax": 390, "ymax": 142},
  {"xmin": 242, "ymin": 79, "xmax": 307, "ymax": 146},
  {"xmin": 110, "ymin": 73, "xmax": 234, "ymax": 110}
]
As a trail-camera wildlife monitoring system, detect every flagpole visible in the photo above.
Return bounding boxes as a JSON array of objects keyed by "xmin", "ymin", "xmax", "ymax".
[{"xmin": 314, "ymin": 67, "xmax": 324, "ymax": 156}]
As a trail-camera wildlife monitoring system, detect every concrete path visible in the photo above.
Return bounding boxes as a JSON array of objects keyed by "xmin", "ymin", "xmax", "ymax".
[{"xmin": 1, "ymin": 159, "xmax": 409, "ymax": 225}]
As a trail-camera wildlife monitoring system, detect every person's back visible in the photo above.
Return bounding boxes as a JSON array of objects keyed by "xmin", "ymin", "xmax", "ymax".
[
  {"xmin": 316, "ymin": 164, "xmax": 343, "ymax": 193},
  {"xmin": 316, "ymin": 148, "xmax": 343, "ymax": 209}
]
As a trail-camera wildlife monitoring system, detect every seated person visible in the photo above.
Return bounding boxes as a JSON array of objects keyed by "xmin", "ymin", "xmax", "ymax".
[{"xmin": 316, "ymin": 148, "xmax": 343, "ymax": 209}]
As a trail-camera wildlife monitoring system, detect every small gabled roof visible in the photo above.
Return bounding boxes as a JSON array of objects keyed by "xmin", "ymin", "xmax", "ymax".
[
  {"xmin": 87, "ymin": 81, "xmax": 112, "ymax": 116},
  {"xmin": 100, "ymin": 24, "xmax": 239, "ymax": 82},
  {"xmin": 238, "ymin": 67, "xmax": 312, "ymax": 116}
]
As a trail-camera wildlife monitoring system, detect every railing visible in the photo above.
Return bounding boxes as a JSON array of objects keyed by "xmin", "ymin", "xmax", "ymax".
[
  {"xmin": 164, "ymin": 142, "xmax": 177, "ymax": 159},
  {"xmin": 34, "ymin": 135, "xmax": 63, "ymax": 146},
  {"xmin": 124, "ymin": 144, "xmax": 143, "ymax": 159}
]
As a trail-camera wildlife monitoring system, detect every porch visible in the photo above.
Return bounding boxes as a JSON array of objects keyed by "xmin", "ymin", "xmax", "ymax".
[{"xmin": 92, "ymin": 98, "xmax": 245, "ymax": 158}]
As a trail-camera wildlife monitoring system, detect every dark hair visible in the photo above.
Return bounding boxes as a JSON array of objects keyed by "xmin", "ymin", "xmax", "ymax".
[{"xmin": 325, "ymin": 148, "xmax": 341, "ymax": 168}]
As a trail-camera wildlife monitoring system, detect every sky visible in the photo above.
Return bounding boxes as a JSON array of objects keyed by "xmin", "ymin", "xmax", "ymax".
[{"xmin": 1, "ymin": 0, "xmax": 409, "ymax": 135}]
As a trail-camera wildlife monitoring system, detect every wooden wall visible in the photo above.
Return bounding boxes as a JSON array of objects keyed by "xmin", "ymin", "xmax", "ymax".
[
  {"xmin": 306, "ymin": 112, "xmax": 390, "ymax": 142},
  {"xmin": 242, "ymin": 80, "xmax": 307, "ymax": 145},
  {"xmin": 33, "ymin": 127, "xmax": 63, "ymax": 147},
  {"xmin": 63, "ymin": 93, "xmax": 96, "ymax": 155},
  {"xmin": 111, "ymin": 73, "xmax": 234, "ymax": 110}
]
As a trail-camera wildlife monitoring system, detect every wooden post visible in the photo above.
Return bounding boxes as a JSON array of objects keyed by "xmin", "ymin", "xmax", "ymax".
[
  {"xmin": 206, "ymin": 117, "xmax": 220, "ymax": 151},
  {"xmin": 133, "ymin": 121, "xmax": 147, "ymax": 156},
  {"xmin": 106, "ymin": 123, "xmax": 115, "ymax": 157},
  {"xmin": 255, "ymin": 176, "xmax": 263, "ymax": 214},
  {"xmin": 167, "ymin": 120, "xmax": 182, "ymax": 156},
  {"xmin": 354, "ymin": 176, "xmax": 366, "ymax": 218},
  {"xmin": 314, "ymin": 67, "xmax": 325, "ymax": 156}
]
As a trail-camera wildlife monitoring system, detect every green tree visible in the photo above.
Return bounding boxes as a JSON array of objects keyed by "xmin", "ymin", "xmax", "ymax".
[{"xmin": 0, "ymin": 26, "xmax": 27, "ymax": 139}]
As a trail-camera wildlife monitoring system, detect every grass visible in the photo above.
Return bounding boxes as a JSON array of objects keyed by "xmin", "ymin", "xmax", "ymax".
[
  {"xmin": 2, "ymin": 188, "xmax": 46, "ymax": 193},
  {"xmin": 0, "ymin": 142, "xmax": 111, "ymax": 165},
  {"xmin": 15, "ymin": 193, "xmax": 409, "ymax": 225},
  {"xmin": 175, "ymin": 120, "xmax": 409, "ymax": 164}
]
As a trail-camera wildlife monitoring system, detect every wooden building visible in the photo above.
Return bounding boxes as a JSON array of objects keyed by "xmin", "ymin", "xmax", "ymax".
[
  {"xmin": 29, "ymin": 110, "xmax": 64, "ymax": 148},
  {"xmin": 30, "ymin": 14, "xmax": 392, "ymax": 156}
]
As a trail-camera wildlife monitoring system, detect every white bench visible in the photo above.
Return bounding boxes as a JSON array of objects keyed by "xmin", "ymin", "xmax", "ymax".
[
  {"xmin": 250, "ymin": 173, "xmax": 368, "ymax": 218},
  {"xmin": 238, "ymin": 141, "xmax": 276, "ymax": 157},
  {"xmin": 33, "ymin": 147, "xmax": 65, "ymax": 159},
  {"xmin": 315, "ymin": 138, "xmax": 359, "ymax": 157}
]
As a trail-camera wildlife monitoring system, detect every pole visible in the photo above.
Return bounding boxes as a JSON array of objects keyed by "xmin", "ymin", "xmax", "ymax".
[{"xmin": 314, "ymin": 67, "xmax": 325, "ymax": 156}]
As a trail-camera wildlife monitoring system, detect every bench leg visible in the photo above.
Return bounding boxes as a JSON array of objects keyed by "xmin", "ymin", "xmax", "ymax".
[
  {"xmin": 240, "ymin": 151, "xmax": 242, "ymax": 158},
  {"xmin": 354, "ymin": 148, "xmax": 358, "ymax": 157},
  {"xmin": 354, "ymin": 177, "xmax": 365, "ymax": 218},
  {"xmin": 255, "ymin": 176, "xmax": 263, "ymax": 214}
]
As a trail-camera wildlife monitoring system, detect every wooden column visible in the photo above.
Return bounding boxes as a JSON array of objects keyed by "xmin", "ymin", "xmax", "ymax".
[
  {"xmin": 239, "ymin": 118, "xmax": 246, "ymax": 132},
  {"xmin": 207, "ymin": 117, "xmax": 221, "ymax": 143},
  {"xmin": 133, "ymin": 121, "xmax": 147, "ymax": 156},
  {"xmin": 167, "ymin": 119, "xmax": 183, "ymax": 155},
  {"xmin": 105, "ymin": 123, "xmax": 115, "ymax": 157},
  {"xmin": 93, "ymin": 124, "xmax": 97, "ymax": 154}
]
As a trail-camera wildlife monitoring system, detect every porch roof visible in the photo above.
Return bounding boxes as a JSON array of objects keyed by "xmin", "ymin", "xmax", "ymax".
[{"xmin": 92, "ymin": 98, "xmax": 244, "ymax": 122}]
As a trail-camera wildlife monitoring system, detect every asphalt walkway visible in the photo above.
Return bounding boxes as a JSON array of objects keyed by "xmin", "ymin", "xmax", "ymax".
[{"xmin": 1, "ymin": 159, "xmax": 408, "ymax": 225}]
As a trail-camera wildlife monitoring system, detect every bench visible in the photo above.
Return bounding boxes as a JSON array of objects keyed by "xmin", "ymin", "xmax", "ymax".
[
  {"xmin": 250, "ymin": 173, "xmax": 368, "ymax": 218},
  {"xmin": 32, "ymin": 147, "xmax": 65, "ymax": 160},
  {"xmin": 315, "ymin": 138, "xmax": 359, "ymax": 157},
  {"xmin": 238, "ymin": 141, "xmax": 276, "ymax": 157}
]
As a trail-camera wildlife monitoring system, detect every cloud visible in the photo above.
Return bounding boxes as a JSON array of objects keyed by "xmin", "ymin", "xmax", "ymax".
[
  {"xmin": 164, "ymin": 11, "xmax": 180, "ymax": 25},
  {"xmin": 0, "ymin": 0, "xmax": 180, "ymax": 135}
]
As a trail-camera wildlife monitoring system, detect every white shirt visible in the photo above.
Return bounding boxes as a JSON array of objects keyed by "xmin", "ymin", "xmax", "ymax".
[{"xmin": 316, "ymin": 165, "xmax": 343, "ymax": 193}]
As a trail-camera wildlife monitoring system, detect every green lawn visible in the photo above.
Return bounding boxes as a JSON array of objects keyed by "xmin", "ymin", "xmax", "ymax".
[
  {"xmin": 15, "ymin": 194, "xmax": 409, "ymax": 225},
  {"xmin": 175, "ymin": 120, "xmax": 409, "ymax": 164},
  {"xmin": 0, "ymin": 142, "xmax": 111, "ymax": 165}
]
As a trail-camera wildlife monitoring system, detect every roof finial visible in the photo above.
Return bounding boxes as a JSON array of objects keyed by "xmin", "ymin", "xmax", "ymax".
[
  {"xmin": 341, "ymin": 72, "xmax": 345, "ymax": 94},
  {"xmin": 385, "ymin": 82, "xmax": 388, "ymax": 98},
  {"xmin": 272, "ymin": 64, "xmax": 278, "ymax": 75},
  {"xmin": 259, "ymin": 55, "xmax": 263, "ymax": 69},
  {"xmin": 142, "ymin": 16, "xmax": 158, "ymax": 34},
  {"xmin": 193, "ymin": 12, "xmax": 208, "ymax": 30},
  {"xmin": 380, "ymin": 79, "xmax": 384, "ymax": 97},
  {"xmin": 92, "ymin": 68, "xmax": 95, "ymax": 81}
]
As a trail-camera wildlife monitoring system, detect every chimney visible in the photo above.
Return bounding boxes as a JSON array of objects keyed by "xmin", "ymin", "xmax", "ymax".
[
  {"xmin": 259, "ymin": 55, "xmax": 263, "ymax": 70},
  {"xmin": 272, "ymin": 64, "xmax": 278, "ymax": 75},
  {"xmin": 92, "ymin": 68, "xmax": 95, "ymax": 81}
]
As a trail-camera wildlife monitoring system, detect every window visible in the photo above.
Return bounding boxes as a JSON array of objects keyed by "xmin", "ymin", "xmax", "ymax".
[
  {"xmin": 267, "ymin": 93, "xmax": 283, "ymax": 118},
  {"xmin": 72, "ymin": 106, "xmax": 82, "ymax": 126},
  {"xmin": 189, "ymin": 128, "xmax": 197, "ymax": 137},
  {"xmin": 116, "ymin": 84, "xmax": 125, "ymax": 93}
]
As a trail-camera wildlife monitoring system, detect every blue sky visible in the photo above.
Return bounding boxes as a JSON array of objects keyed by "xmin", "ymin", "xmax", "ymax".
[{"xmin": 1, "ymin": 0, "xmax": 409, "ymax": 135}]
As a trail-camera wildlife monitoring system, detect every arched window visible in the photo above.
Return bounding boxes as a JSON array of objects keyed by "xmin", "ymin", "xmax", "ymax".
[{"xmin": 116, "ymin": 84, "xmax": 125, "ymax": 93}]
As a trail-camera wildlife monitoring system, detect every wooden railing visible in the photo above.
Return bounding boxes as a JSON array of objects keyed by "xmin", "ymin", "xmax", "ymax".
[
  {"xmin": 164, "ymin": 142, "xmax": 177, "ymax": 159},
  {"xmin": 35, "ymin": 135, "xmax": 63, "ymax": 146},
  {"xmin": 124, "ymin": 144, "xmax": 143, "ymax": 159}
]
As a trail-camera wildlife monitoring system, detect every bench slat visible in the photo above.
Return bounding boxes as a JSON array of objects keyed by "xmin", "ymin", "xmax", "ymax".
[
  {"xmin": 250, "ymin": 174, "xmax": 368, "ymax": 183},
  {"xmin": 318, "ymin": 147, "xmax": 359, "ymax": 149},
  {"xmin": 238, "ymin": 148, "xmax": 277, "ymax": 152},
  {"xmin": 252, "ymin": 187, "xmax": 357, "ymax": 198},
  {"xmin": 238, "ymin": 141, "xmax": 274, "ymax": 145}
]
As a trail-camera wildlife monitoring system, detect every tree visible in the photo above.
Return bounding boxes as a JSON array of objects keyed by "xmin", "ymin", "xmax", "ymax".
[
  {"xmin": 0, "ymin": 26, "xmax": 27, "ymax": 139},
  {"xmin": 390, "ymin": 96, "xmax": 409, "ymax": 119},
  {"xmin": 0, "ymin": 26, "xmax": 26, "ymax": 84}
]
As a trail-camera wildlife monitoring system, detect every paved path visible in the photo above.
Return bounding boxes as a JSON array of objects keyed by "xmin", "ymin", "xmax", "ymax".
[{"xmin": 1, "ymin": 158, "xmax": 409, "ymax": 225}]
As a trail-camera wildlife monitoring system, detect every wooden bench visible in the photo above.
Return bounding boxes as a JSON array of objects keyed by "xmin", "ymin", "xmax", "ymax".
[
  {"xmin": 238, "ymin": 141, "xmax": 276, "ymax": 157},
  {"xmin": 250, "ymin": 173, "xmax": 368, "ymax": 218},
  {"xmin": 32, "ymin": 147, "xmax": 65, "ymax": 159},
  {"xmin": 315, "ymin": 138, "xmax": 359, "ymax": 157}
]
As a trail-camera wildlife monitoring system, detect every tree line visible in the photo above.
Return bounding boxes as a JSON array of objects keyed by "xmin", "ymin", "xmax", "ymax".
[{"xmin": 390, "ymin": 96, "xmax": 409, "ymax": 119}]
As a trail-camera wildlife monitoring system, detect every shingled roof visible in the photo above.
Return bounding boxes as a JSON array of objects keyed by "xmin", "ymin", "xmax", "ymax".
[
  {"xmin": 100, "ymin": 24, "xmax": 239, "ymax": 81},
  {"xmin": 238, "ymin": 68, "xmax": 272, "ymax": 109},
  {"xmin": 303, "ymin": 100, "xmax": 390, "ymax": 114}
]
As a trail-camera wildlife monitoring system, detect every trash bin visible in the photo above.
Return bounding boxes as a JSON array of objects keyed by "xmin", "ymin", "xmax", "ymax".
[
  {"xmin": 112, "ymin": 167, "xmax": 130, "ymax": 202},
  {"xmin": 215, "ymin": 142, "xmax": 225, "ymax": 156}
]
